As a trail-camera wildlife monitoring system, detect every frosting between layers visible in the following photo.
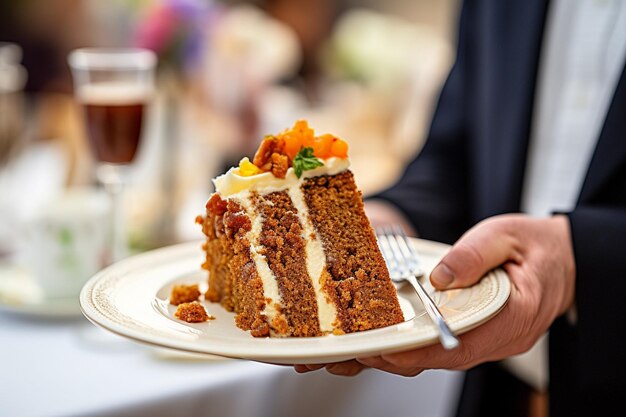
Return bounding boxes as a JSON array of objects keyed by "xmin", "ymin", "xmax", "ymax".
[
  {"xmin": 217, "ymin": 158, "xmax": 347, "ymax": 335},
  {"xmin": 236, "ymin": 194, "xmax": 284, "ymax": 328},
  {"xmin": 213, "ymin": 157, "xmax": 350, "ymax": 197},
  {"xmin": 286, "ymin": 185, "xmax": 338, "ymax": 333}
]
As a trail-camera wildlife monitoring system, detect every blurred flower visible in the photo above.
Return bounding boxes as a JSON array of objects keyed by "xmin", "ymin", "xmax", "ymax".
[
  {"xmin": 208, "ymin": 5, "xmax": 301, "ymax": 86},
  {"xmin": 323, "ymin": 9, "xmax": 448, "ymax": 90},
  {"xmin": 135, "ymin": 0, "xmax": 222, "ymax": 77}
]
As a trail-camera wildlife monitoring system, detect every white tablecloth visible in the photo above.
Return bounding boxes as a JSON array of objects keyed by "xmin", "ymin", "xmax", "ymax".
[{"xmin": 0, "ymin": 315, "xmax": 463, "ymax": 417}]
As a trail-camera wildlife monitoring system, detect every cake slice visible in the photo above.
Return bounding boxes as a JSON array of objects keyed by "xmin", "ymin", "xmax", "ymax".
[{"xmin": 197, "ymin": 120, "xmax": 404, "ymax": 337}]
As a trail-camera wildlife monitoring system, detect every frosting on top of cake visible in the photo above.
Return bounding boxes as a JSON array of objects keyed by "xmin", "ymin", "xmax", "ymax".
[
  {"xmin": 213, "ymin": 156, "xmax": 350, "ymax": 197},
  {"xmin": 213, "ymin": 119, "xmax": 350, "ymax": 197}
]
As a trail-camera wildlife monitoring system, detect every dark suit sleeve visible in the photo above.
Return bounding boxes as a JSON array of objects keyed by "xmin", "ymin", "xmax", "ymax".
[
  {"xmin": 374, "ymin": 3, "xmax": 473, "ymax": 245},
  {"xmin": 564, "ymin": 207, "xmax": 626, "ymax": 392}
]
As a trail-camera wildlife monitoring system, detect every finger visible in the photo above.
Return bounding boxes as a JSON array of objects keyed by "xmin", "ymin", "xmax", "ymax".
[
  {"xmin": 380, "ymin": 287, "xmax": 531, "ymax": 370},
  {"xmin": 294, "ymin": 364, "xmax": 310, "ymax": 373},
  {"xmin": 324, "ymin": 360, "xmax": 367, "ymax": 377},
  {"xmin": 430, "ymin": 217, "xmax": 522, "ymax": 289},
  {"xmin": 357, "ymin": 355, "xmax": 424, "ymax": 377},
  {"xmin": 294, "ymin": 364, "xmax": 317, "ymax": 373},
  {"xmin": 379, "ymin": 342, "xmax": 476, "ymax": 371},
  {"xmin": 356, "ymin": 355, "xmax": 388, "ymax": 368},
  {"xmin": 294, "ymin": 363, "xmax": 326, "ymax": 373}
]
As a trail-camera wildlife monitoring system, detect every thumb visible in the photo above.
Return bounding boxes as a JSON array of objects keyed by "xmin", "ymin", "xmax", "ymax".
[{"xmin": 430, "ymin": 218, "xmax": 519, "ymax": 289}]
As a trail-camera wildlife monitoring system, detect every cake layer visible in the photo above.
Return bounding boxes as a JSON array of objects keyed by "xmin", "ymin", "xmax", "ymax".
[
  {"xmin": 302, "ymin": 171, "xmax": 405, "ymax": 332},
  {"xmin": 223, "ymin": 199, "xmax": 271, "ymax": 337},
  {"xmin": 254, "ymin": 191, "xmax": 321, "ymax": 337},
  {"xmin": 202, "ymin": 196, "xmax": 235, "ymax": 310},
  {"xmin": 235, "ymin": 193, "xmax": 287, "ymax": 336},
  {"xmin": 204, "ymin": 195, "xmax": 271, "ymax": 336}
]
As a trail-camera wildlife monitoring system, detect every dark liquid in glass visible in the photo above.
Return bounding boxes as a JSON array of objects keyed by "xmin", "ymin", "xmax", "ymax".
[{"xmin": 83, "ymin": 102, "xmax": 145, "ymax": 163}]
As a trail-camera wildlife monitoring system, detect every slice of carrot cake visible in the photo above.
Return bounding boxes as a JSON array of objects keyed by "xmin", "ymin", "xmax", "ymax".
[{"xmin": 197, "ymin": 120, "xmax": 404, "ymax": 337}]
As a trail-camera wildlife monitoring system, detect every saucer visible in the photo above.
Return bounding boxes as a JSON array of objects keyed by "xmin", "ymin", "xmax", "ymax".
[{"xmin": 0, "ymin": 264, "xmax": 82, "ymax": 319}]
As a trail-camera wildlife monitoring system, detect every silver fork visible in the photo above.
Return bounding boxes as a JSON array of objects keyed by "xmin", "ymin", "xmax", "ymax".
[{"xmin": 377, "ymin": 226, "xmax": 460, "ymax": 350}]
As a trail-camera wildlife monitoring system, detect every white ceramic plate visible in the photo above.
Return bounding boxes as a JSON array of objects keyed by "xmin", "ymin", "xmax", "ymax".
[{"xmin": 80, "ymin": 239, "xmax": 510, "ymax": 364}]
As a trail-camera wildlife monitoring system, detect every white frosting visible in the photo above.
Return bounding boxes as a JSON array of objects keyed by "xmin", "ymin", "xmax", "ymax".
[
  {"xmin": 287, "ymin": 185, "xmax": 338, "ymax": 333},
  {"xmin": 236, "ymin": 194, "xmax": 283, "ymax": 326},
  {"xmin": 213, "ymin": 157, "xmax": 350, "ymax": 197}
]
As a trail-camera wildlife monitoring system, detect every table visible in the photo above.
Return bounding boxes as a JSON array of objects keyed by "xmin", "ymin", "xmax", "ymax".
[{"xmin": 0, "ymin": 314, "xmax": 463, "ymax": 417}]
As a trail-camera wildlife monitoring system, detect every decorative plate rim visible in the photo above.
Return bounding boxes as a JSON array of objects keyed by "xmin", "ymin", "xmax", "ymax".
[{"xmin": 80, "ymin": 239, "xmax": 510, "ymax": 364}]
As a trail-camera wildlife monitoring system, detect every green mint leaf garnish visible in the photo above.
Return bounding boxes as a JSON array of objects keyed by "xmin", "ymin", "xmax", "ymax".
[{"xmin": 293, "ymin": 147, "xmax": 324, "ymax": 178}]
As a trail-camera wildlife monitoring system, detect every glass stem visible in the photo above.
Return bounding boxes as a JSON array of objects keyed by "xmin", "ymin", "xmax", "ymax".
[{"xmin": 97, "ymin": 164, "xmax": 127, "ymax": 263}]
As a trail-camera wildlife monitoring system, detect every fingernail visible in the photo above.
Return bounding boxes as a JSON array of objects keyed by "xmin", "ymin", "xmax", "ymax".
[{"xmin": 431, "ymin": 263, "xmax": 455, "ymax": 288}]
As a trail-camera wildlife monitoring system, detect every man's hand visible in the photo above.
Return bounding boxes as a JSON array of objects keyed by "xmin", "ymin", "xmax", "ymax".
[{"xmin": 295, "ymin": 214, "xmax": 576, "ymax": 377}]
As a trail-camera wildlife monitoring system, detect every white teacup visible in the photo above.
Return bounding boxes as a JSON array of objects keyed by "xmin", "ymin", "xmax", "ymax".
[{"xmin": 21, "ymin": 188, "xmax": 110, "ymax": 299}]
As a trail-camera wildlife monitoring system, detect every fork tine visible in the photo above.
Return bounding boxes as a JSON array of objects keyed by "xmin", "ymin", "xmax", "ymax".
[
  {"xmin": 377, "ymin": 231, "xmax": 387, "ymax": 261},
  {"xmin": 375, "ymin": 228, "xmax": 394, "ymax": 268},
  {"xmin": 390, "ymin": 225, "xmax": 413, "ymax": 260},
  {"xmin": 384, "ymin": 228, "xmax": 404, "ymax": 265},
  {"xmin": 379, "ymin": 226, "xmax": 411, "ymax": 277},
  {"xmin": 390, "ymin": 225, "xmax": 422, "ymax": 275},
  {"xmin": 376, "ymin": 225, "xmax": 459, "ymax": 350},
  {"xmin": 396, "ymin": 226, "xmax": 421, "ymax": 259}
]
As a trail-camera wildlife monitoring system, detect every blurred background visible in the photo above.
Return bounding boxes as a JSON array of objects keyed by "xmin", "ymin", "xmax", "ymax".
[
  {"xmin": 0, "ymin": 0, "xmax": 457, "ymax": 250},
  {"xmin": 0, "ymin": 1, "xmax": 462, "ymax": 416}
]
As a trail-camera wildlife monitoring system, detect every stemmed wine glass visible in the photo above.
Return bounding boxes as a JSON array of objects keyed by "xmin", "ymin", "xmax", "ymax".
[{"xmin": 69, "ymin": 48, "xmax": 156, "ymax": 263}]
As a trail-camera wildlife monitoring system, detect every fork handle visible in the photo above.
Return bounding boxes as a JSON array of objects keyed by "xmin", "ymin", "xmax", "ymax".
[{"xmin": 406, "ymin": 275, "xmax": 460, "ymax": 350}]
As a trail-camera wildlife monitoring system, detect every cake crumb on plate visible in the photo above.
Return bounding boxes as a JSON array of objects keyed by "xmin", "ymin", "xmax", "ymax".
[
  {"xmin": 170, "ymin": 284, "xmax": 201, "ymax": 306},
  {"xmin": 174, "ymin": 301, "xmax": 214, "ymax": 323}
]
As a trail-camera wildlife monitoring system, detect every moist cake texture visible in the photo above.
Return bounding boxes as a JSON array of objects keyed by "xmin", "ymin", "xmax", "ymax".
[
  {"xmin": 198, "ymin": 121, "xmax": 404, "ymax": 337},
  {"xmin": 175, "ymin": 301, "xmax": 212, "ymax": 323},
  {"xmin": 169, "ymin": 284, "xmax": 202, "ymax": 306}
]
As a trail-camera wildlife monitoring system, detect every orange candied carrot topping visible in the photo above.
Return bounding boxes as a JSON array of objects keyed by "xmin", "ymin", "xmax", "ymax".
[
  {"xmin": 249, "ymin": 120, "xmax": 349, "ymax": 176},
  {"xmin": 283, "ymin": 132, "xmax": 303, "ymax": 160},
  {"xmin": 330, "ymin": 137, "xmax": 349, "ymax": 158},
  {"xmin": 312, "ymin": 134, "xmax": 334, "ymax": 159},
  {"xmin": 292, "ymin": 119, "xmax": 315, "ymax": 147},
  {"xmin": 276, "ymin": 120, "xmax": 349, "ymax": 160}
]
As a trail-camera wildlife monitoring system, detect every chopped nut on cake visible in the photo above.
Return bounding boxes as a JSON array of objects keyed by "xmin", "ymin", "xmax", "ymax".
[
  {"xmin": 174, "ymin": 301, "xmax": 214, "ymax": 323},
  {"xmin": 169, "ymin": 284, "xmax": 201, "ymax": 306}
]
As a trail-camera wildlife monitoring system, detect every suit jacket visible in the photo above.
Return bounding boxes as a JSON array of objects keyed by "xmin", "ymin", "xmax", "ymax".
[{"xmin": 376, "ymin": 0, "xmax": 626, "ymax": 415}]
